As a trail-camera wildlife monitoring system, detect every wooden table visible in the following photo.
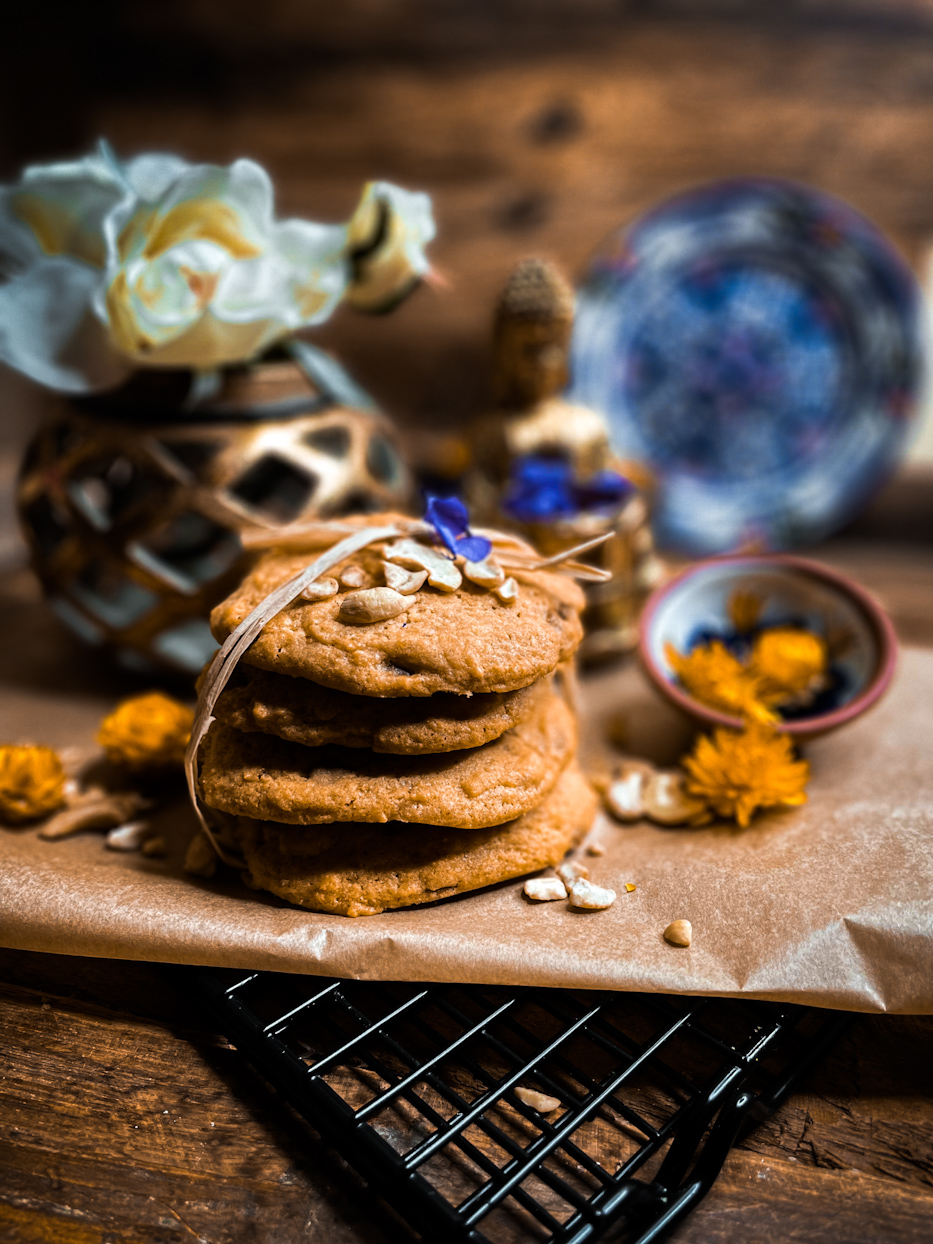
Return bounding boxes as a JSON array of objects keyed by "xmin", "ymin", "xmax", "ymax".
[{"xmin": 1, "ymin": 485, "xmax": 932, "ymax": 1243}]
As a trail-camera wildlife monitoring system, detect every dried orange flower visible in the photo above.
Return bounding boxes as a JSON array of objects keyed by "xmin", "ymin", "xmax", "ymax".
[
  {"xmin": 665, "ymin": 641, "xmax": 776, "ymax": 724},
  {"xmin": 97, "ymin": 692, "xmax": 194, "ymax": 771},
  {"xmin": 682, "ymin": 724, "xmax": 809, "ymax": 828},
  {"xmin": 0, "ymin": 744, "xmax": 66, "ymax": 824},
  {"xmin": 728, "ymin": 590, "xmax": 763, "ymax": 634},
  {"xmin": 751, "ymin": 628, "xmax": 827, "ymax": 702}
]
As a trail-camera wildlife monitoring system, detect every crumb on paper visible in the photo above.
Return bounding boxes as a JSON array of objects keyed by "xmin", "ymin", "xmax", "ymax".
[
  {"xmin": 105, "ymin": 820, "xmax": 151, "ymax": 851},
  {"xmin": 663, "ymin": 919, "xmax": 692, "ymax": 947},
  {"xmin": 625, "ymin": 883, "xmax": 636, "ymax": 893},
  {"xmin": 514, "ymin": 1087, "xmax": 562, "ymax": 1113},
  {"xmin": 586, "ymin": 842, "xmax": 606, "ymax": 856},
  {"xmin": 644, "ymin": 771, "xmax": 709, "ymax": 826},
  {"xmin": 556, "ymin": 860, "xmax": 589, "ymax": 887},
  {"xmin": 523, "ymin": 877, "xmax": 567, "ymax": 902},
  {"xmin": 141, "ymin": 835, "xmax": 167, "ymax": 857},
  {"xmin": 568, "ymin": 878, "xmax": 616, "ymax": 910}
]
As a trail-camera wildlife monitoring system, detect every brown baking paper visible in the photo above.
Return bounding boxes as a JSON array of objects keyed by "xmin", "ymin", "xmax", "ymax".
[{"xmin": 0, "ymin": 580, "xmax": 931, "ymax": 1013}]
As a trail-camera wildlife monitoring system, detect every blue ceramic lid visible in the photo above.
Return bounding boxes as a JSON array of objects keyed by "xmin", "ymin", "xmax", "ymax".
[{"xmin": 569, "ymin": 178, "xmax": 922, "ymax": 553}]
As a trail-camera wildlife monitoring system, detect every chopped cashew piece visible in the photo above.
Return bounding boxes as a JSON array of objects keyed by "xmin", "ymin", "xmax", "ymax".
[
  {"xmin": 339, "ymin": 566, "xmax": 367, "ymax": 588},
  {"xmin": 300, "ymin": 577, "xmax": 338, "ymax": 601},
  {"xmin": 382, "ymin": 561, "xmax": 428, "ymax": 594},
  {"xmin": 337, "ymin": 587, "xmax": 413, "ymax": 625},
  {"xmin": 606, "ymin": 762, "xmax": 653, "ymax": 822},
  {"xmin": 384, "ymin": 538, "xmax": 462, "ymax": 591},
  {"xmin": 462, "ymin": 556, "xmax": 505, "ymax": 589},
  {"xmin": 493, "ymin": 576, "xmax": 518, "ymax": 605},
  {"xmin": 523, "ymin": 877, "xmax": 568, "ymax": 901},
  {"xmin": 184, "ymin": 832, "xmax": 217, "ymax": 877},
  {"xmin": 569, "ymin": 878, "xmax": 617, "ymax": 910},
  {"xmin": 38, "ymin": 789, "xmax": 151, "ymax": 839},
  {"xmin": 556, "ymin": 860, "xmax": 589, "ymax": 887},
  {"xmin": 664, "ymin": 919, "xmax": 692, "ymax": 947},
  {"xmin": 644, "ymin": 772, "xmax": 708, "ymax": 825},
  {"xmin": 105, "ymin": 820, "xmax": 151, "ymax": 851},
  {"xmin": 515, "ymin": 1087, "xmax": 562, "ymax": 1113}
]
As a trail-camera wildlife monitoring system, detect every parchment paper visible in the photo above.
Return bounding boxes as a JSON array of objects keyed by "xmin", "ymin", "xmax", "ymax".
[{"xmin": 0, "ymin": 573, "xmax": 931, "ymax": 1013}]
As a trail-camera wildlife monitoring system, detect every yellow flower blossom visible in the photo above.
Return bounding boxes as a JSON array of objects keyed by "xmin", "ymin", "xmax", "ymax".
[
  {"xmin": 664, "ymin": 640, "xmax": 777, "ymax": 724},
  {"xmin": 750, "ymin": 628, "xmax": 827, "ymax": 702},
  {"xmin": 97, "ymin": 692, "xmax": 193, "ymax": 771},
  {"xmin": 682, "ymin": 724, "xmax": 809, "ymax": 828},
  {"xmin": 728, "ymin": 590, "xmax": 763, "ymax": 634},
  {"xmin": 0, "ymin": 744, "xmax": 66, "ymax": 824}
]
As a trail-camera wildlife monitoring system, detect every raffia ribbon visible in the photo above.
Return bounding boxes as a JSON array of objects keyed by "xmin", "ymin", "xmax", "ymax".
[{"xmin": 185, "ymin": 519, "xmax": 612, "ymax": 863}]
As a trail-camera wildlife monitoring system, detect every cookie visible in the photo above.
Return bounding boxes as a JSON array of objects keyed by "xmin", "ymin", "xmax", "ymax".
[
  {"xmin": 229, "ymin": 760, "xmax": 597, "ymax": 915},
  {"xmin": 210, "ymin": 540, "xmax": 585, "ymax": 697},
  {"xmin": 210, "ymin": 664, "xmax": 555, "ymax": 754},
  {"xmin": 199, "ymin": 685, "xmax": 575, "ymax": 828}
]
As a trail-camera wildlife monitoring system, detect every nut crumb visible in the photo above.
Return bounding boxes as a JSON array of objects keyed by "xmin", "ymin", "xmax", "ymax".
[
  {"xmin": 523, "ymin": 877, "xmax": 567, "ymax": 902},
  {"xmin": 585, "ymin": 842, "xmax": 606, "ymax": 857},
  {"xmin": 105, "ymin": 820, "xmax": 151, "ymax": 851},
  {"xmin": 300, "ymin": 577, "xmax": 338, "ymax": 601},
  {"xmin": 568, "ymin": 878, "xmax": 616, "ymax": 910},
  {"xmin": 606, "ymin": 762, "xmax": 652, "ymax": 822},
  {"xmin": 625, "ymin": 882, "xmax": 636, "ymax": 893},
  {"xmin": 664, "ymin": 919, "xmax": 692, "ymax": 947},
  {"xmin": 556, "ymin": 860, "xmax": 589, "ymax": 887},
  {"xmin": 339, "ymin": 566, "xmax": 367, "ymax": 588},
  {"xmin": 645, "ymin": 772, "xmax": 708, "ymax": 826},
  {"xmin": 514, "ymin": 1087, "xmax": 562, "ymax": 1113},
  {"xmin": 141, "ymin": 835, "xmax": 167, "ymax": 857}
]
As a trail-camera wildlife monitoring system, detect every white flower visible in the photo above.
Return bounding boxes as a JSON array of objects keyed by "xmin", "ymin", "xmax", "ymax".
[
  {"xmin": 345, "ymin": 181, "xmax": 436, "ymax": 312},
  {"xmin": 0, "ymin": 144, "xmax": 435, "ymax": 393}
]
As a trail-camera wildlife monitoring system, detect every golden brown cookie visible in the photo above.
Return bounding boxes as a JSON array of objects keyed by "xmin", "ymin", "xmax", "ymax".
[
  {"xmin": 210, "ymin": 664, "xmax": 554, "ymax": 754},
  {"xmin": 210, "ymin": 541, "xmax": 585, "ymax": 697},
  {"xmin": 199, "ymin": 685, "xmax": 576, "ymax": 829},
  {"xmin": 230, "ymin": 760, "xmax": 597, "ymax": 915}
]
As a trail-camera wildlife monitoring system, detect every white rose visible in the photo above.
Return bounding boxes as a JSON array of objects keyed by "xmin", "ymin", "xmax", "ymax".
[{"xmin": 0, "ymin": 143, "xmax": 435, "ymax": 393}]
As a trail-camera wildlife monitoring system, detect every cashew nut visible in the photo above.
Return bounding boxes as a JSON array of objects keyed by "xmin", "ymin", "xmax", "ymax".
[
  {"xmin": 337, "ymin": 587, "xmax": 413, "ymax": 625},
  {"xmin": 382, "ymin": 561, "xmax": 429, "ymax": 595},
  {"xmin": 384, "ymin": 538, "xmax": 462, "ymax": 592}
]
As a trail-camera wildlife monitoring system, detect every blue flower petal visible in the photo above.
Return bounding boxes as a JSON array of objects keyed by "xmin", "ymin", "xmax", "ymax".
[{"xmin": 456, "ymin": 533, "xmax": 493, "ymax": 562}]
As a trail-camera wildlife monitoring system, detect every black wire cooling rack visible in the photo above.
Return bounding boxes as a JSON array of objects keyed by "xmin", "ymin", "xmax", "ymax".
[{"xmin": 184, "ymin": 966, "xmax": 851, "ymax": 1244}]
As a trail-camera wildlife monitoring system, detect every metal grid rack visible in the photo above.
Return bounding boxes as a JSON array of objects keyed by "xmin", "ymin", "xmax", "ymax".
[{"xmin": 185, "ymin": 966, "xmax": 851, "ymax": 1243}]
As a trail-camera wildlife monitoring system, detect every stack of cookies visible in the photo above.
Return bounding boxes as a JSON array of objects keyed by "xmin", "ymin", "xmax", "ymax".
[{"xmin": 196, "ymin": 515, "xmax": 597, "ymax": 916}]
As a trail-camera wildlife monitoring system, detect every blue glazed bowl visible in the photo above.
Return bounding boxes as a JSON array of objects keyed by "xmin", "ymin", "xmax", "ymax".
[{"xmin": 570, "ymin": 178, "xmax": 923, "ymax": 554}]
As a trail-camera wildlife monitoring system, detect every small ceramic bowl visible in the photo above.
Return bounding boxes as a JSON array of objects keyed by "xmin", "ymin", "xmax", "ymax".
[{"xmin": 638, "ymin": 555, "xmax": 897, "ymax": 739}]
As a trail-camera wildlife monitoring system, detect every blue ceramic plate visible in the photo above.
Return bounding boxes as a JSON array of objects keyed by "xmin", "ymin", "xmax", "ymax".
[{"xmin": 569, "ymin": 179, "xmax": 922, "ymax": 553}]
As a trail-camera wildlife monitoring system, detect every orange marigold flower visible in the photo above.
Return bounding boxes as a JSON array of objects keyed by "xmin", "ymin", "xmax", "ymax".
[
  {"xmin": 728, "ymin": 590, "xmax": 763, "ymax": 634},
  {"xmin": 0, "ymin": 744, "xmax": 66, "ymax": 824},
  {"xmin": 751, "ymin": 628, "xmax": 827, "ymax": 702},
  {"xmin": 682, "ymin": 724, "xmax": 809, "ymax": 828},
  {"xmin": 665, "ymin": 640, "xmax": 777, "ymax": 724},
  {"xmin": 97, "ymin": 692, "xmax": 194, "ymax": 771}
]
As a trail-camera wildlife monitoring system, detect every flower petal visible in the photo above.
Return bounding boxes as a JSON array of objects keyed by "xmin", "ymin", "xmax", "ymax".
[
  {"xmin": 0, "ymin": 255, "xmax": 129, "ymax": 392},
  {"xmin": 346, "ymin": 181, "xmax": 435, "ymax": 312}
]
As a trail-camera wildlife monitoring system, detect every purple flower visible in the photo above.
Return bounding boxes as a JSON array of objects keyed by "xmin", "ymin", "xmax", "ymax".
[
  {"xmin": 424, "ymin": 494, "xmax": 492, "ymax": 562},
  {"xmin": 503, "ymin": 455, "xmax": 634, "ymax": 523}
]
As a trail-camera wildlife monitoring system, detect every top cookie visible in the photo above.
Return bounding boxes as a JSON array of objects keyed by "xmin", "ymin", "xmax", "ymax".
[{"xmin": 211, "ymin": 527, "xmax": 585, "ymax": 697}]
